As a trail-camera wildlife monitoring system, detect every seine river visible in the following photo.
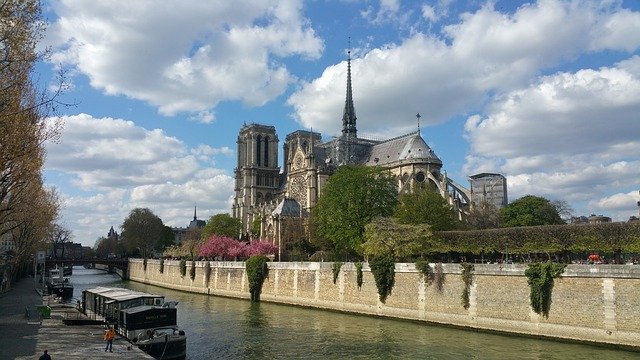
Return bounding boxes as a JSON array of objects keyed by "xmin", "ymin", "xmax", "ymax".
[{"xmin": 69, "ymin": 267, "xmax": 640, "ymax": 360}]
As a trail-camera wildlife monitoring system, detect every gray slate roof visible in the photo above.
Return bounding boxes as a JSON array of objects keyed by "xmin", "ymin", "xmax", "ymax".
[{"xmin": 364, "ymin": 131, "xmax": 442, "ymax": 166}]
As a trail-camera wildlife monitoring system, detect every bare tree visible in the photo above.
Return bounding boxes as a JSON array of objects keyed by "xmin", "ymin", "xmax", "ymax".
[{"xmin": 49, "ymin": 223, "xmax": 72, "ymax": 259}]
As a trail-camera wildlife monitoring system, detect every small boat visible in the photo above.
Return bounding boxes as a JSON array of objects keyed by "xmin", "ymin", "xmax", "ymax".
[
  {"xmin": 82, "ymin": 287, "xmax": 186, "ymax": 360},
  {"xmin": 47, "ymin": 267, "xmax": 73, "ymax": 299}
]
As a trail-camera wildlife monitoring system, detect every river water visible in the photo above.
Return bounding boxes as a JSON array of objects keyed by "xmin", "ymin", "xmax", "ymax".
[{"xmin": 69, "ymin": 267, "xmax": 640, "ymax": 360}]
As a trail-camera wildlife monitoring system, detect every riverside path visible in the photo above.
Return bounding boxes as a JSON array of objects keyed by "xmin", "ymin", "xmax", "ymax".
[{"xmin": 0, "ymin": 276, "xmax": 153, "ymax": 359}]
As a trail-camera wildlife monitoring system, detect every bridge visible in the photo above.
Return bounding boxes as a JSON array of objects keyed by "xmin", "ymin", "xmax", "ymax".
[{"xmin": 43, "ymin": 258, "xmax": 129, "ymax": 278}]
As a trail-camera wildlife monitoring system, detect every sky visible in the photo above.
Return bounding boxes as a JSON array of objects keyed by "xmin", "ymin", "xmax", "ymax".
[{"xmin": 36, "ymin": 0, "xmax": 640, "ymax": 247}]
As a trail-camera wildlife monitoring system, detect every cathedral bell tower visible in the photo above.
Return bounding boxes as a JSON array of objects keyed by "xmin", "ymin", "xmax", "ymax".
[{"xmin": 232, "ymin": 124, "xmax": 280, "ymax": 234}]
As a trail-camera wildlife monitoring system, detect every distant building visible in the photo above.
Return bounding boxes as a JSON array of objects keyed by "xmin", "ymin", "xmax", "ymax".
[
  {"xmin": 172, "ymin": 205, "xmax": 206, "ymax": 244},
  {"xmin": 588, "ymin": 214, "xmax": 612, "ymax": 224},
  {"xmin": 469, "ymin": 173, "xmax": 508, "ymax": 208}
]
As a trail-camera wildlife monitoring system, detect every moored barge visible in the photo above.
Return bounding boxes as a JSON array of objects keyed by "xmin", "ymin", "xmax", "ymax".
[{"xmin": 82, "ymin": 286, "xmax": 186, "ymax": 360}]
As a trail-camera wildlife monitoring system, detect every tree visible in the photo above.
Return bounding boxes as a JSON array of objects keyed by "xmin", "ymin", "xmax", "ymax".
[
  {"xmin": 157, "ymin": 225, "xmax": 176, "ymax": 252},
  {"xmin": 393, "ymin": 188, "xmax": 459, "ymax": 231},
  {"xmin": 500, "ymin": 195, "xmax": 565, "ymax": 227},
  {"xmin": 1, "ymin": 0, "xmax": 67, "ymax": 280},
  {"xmin": 362, "ymin": 217, "xmax": 433, "ymax": 261},
  {"xmin": 466, "ymin": 201, "xmax": 501, "ymax": 229},
  {"xmin": 309, "ymin": 165, "xmax": 398, "ymax": 257},
  {"xmin": 201, "ymin": 213, "xmax": 241, "ymax": 240},
  {"xmin": 94, "ymin": 236, "xmax": 118, "ymax": 258},
  {"xmin": 121, "ymin": 208, "xmax": 164, "ymax": 258},
  {"xmin": 48, "ymin": 223, "xmax": 72, "ymax": 259}
]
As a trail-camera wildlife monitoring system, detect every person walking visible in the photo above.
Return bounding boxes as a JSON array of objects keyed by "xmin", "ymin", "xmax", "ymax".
[
  {"xmin": 39, "ymin": 349, "xmax": 52, "ymax": 360},
  {"xmin": 104, "ymin": 326, "xmax": 116, "ymax": 352}
]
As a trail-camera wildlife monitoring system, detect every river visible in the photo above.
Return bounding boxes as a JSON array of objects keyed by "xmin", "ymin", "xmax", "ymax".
[{"xmin": 68, "ymin": 266, "xmax": 640, "ymax": 360}]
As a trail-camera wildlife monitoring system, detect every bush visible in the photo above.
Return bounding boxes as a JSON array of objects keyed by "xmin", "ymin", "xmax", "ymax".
[
  {"xmin": 246, "ymin": 255, "xmax": 269, "ymax": 302},
  {"xmin": 415, "ymin": 259, "xmax": 432, "ymax": 284},
  {"xmin": 369, "ymin": 254, "xmax": 395, "ymax": 303},
  {"xmin": 189, "ymin": 260, "xmax": 196, "ymax": 280},
  {"xmin": 434, "ymin": 262, "xmax": 445, "ymax": 292},
  {"xmin": 143, "ymin": 258, "xmax": 147, "ymax": 271},
  {"xmin": 204, "ymin": 261, "xmax": 211, "ymax": 285},
  {"xmin": 460, "ymin": 263, "xmax": 474, "ymax": 309},
  {"xmin": 332, "ymin": 262, "xmax": 342, "ymax": 284},
  {"xmin": 159, "ymin": 258, "xmax": 164, "ymax": 274},
  {"xmin": 524, "ymin": 262, "xmax": 566, "ymax": 317},
  {"xmin": 179, "ymin": 259, "xmax": 186, "ymax": 277},
  {"xmin": 355, "ymin": 262, "xmax": 363, "ymax": 289}
]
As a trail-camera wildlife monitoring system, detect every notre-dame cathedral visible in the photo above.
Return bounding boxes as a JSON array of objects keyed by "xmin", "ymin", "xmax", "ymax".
[{"xmin": 232, "ymin": 53, "xmax": 502, "ymax": 258}]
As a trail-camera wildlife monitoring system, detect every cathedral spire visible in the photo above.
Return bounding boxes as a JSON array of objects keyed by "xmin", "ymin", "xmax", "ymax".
[
  {"xmin": 193, "ymin": 204, "xmax": 197, "ymax": 221},
  {"xmin": 342, "ymin": 39, "xmax": 357, "ymax": 138}
]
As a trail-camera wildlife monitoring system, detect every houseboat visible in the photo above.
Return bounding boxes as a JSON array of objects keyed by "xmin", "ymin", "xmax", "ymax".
[
  {"xmin": 46, "ymin": 267, "xmax": 73, "ymax": 299},
  {"xmin": 82, "ymin": 286, "xmax": 186, "ymax": 360}
]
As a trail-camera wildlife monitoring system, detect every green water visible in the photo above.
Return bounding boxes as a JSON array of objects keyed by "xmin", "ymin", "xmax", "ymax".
[{"xmin": 73, "ymin": 268, "xmax": 640, "ymax": 359}]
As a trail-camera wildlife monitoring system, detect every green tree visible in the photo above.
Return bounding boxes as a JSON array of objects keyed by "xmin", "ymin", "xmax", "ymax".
[
  {"xmin": 393, "ymin": 188, "xmax": 459, "ymax": 231},
  {"xmin": 121, "ymin": 208, "xmax": 164, "ymax": 257},
  {"xmin": 157, "ymin": 225, "xmax": 176, "ymax": 252},
  {"xmin": 309, "ymin": 165, "xmax": 398, "ymax": 257},
  {"xmin": 201, "ymin": 213, "xmax": 241, "ymax": 240},
  {"xmin": 500, "ymin": 195, "xmax": 564, "ymax": 227},
  {"xmin": 362, "ymin": 217, "xmax": 433, "ymax": 261}
]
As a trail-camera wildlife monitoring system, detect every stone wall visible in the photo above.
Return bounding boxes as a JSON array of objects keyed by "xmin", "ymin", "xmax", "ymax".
[{"xmin": 129, "ymin": 259, "xmax": 640, "ymax": 350}]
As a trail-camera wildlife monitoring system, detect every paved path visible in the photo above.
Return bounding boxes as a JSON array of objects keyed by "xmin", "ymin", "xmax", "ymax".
[{"xmin": 0, "ymin": 277, "xmax": 153, "ymax": 360}]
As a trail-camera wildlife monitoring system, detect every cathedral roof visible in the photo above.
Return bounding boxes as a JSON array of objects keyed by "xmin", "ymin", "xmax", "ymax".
[
  {"xmin": 364, "ymin": 131, "xmax": 442, "ymax": 166},
  {"xmin": 271, "ymin": 198, "xmax": 305, "ymax": 217}
]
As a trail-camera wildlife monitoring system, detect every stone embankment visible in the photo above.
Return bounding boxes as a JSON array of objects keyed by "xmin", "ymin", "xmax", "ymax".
[
  {"xmin": 130, "ymin": 259, "xmax": 640, "ymax": 351},
  {"xmin": 0, "ymin": 277, "xmax": 152, "ymax": 359}
]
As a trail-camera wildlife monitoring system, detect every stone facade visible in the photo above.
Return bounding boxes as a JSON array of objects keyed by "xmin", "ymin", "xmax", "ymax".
[
  {"xmin": 130, "ymin": 260, "xmax": 640, "ymax": 350},
  {"xmin": 232, "ymin": 54, "xmax": 485, "ymax": 249}
]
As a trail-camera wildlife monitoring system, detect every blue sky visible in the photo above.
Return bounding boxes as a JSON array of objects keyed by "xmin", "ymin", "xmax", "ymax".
[{"xmin": 37, "ymin": 0, "xmax": 640, "ymax": 247}]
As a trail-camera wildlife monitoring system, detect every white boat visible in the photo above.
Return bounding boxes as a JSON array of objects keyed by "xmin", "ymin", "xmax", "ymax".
[
  {"xmin": 82, "ymin": 286, "xmax": 186, "ymax": 360},
  {"xmin": 47, "ymin": 267, "xmax": 73, "ymax": 298}
]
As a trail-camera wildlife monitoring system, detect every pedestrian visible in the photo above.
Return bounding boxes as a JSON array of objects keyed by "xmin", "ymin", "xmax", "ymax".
[
  {"xmin": 104, "ymin": 326, "xmax": 116, "ymax": 352},
  {"xmin": 39, "ymin": 349, "xmax": 52, "ymax": 360}
]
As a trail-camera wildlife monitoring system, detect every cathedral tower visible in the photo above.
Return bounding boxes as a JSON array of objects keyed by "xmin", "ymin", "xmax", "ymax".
[{"xmin": 232, "ymin": 124, "xmax": 280, "ymax": 233}]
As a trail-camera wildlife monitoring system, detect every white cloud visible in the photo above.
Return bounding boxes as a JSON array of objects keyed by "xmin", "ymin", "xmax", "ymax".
[
  {"xmin": 289, "ymin": 1, "xmax": 640, "ymax": 138},
  {"xmin": 46, "ymin": 0, "xmax": 323, "ymax": 118},
  {"xmin": 44, "ymin": 114, "xmax": 235, "ymax": 245},
  {"xmin": 464, "ymin": 57, "xmax": 640, "ymax": 219}
]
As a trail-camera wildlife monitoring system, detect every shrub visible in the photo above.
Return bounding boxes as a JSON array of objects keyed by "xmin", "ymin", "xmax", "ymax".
[
  {"xmin": 159, "ymin": 258, "xmax": 164, "ymax": 274},
  {"xmin": 434, "ymin": 262, "xmax": 445, "ymax": 292},
  {"xmin": 189, "ymin": 260, "xmax": 196, "ymax": 280},
  {"xmin": 143, "ymin": 258, "xmax": 147, "ymax": 271},
  {"xmin": 415, "ymin": 259, "xmax": 432, "ymax": 285},
  {"xmin": 524, "ymin": 262, "xmax": 566, "ymax": 317},
  {"xmin": 332, "ymin": 262, "xmax": 343, "ymax": 284},
  {"xmin": 460, "ymin": 263, "xmax": 474, "ymax": 309},
  {"xmin": 355, "ymin": 262, "xmax": 363, "ymax": 289},
  {"xmin": 246, "ymin": 255, "xmax": 269, "ymax": 302},
  {"xmin": 204, "ymin": 261, "xmax": 211, "ymax": 285},
  {"xmin": 369, "ymin": 254, "xmax": 395, "ymax": 303},
  {"xmin": 179, "ymin": 259, "xmax": 187, "ymax": 277}
]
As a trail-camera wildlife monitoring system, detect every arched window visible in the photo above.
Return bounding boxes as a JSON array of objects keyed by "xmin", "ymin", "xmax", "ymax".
[
  {"xmin": 264, "ymin": 136, "xmax": 270, "ymax": 167},
  {"xmin": 256, "ymin": 135, "xmax": 262, "ymax": 166}
]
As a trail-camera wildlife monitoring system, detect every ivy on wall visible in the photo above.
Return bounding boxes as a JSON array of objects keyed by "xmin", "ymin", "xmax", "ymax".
[
  {"xmin": 415, "ymin": 259, "xmax": 432, "ymax": 285},
  {"xmin": 204, "ymin": 261, "xmax": 211, "ymax": 285},
  {"xmin": 369, "ymin": 254, "xmax": 395, "ymax": 303},
  {"xmin": 460, "ymin": 263, "xmax": 474, "ymax": 309},
  {"xmin": 143, "ymin": 258, "xmax": 147, "ymax": 271},
  {"xmin": 179, "ymin": 259, "xmax": 187, "ymax": 277},
  {"xmin": 524, "ymin": 262, "xmax": 566, "ymax": 317},
  {"xmin": 190, "ymin": 260, "xmax": 196, "ymax": 280},
  {"xmin": 355, "ymin": 262, "xmax": 363, "ymax": 289},
  {"xmin": 332, "ymin": 262, "xmax": 343, "ymax": 284},
  {"xmin": 159, "ymin": 258, "xmax": 164, "ymax": 274},
  {"xmin": 246, "ymin": 255, "xmax": 269, "ymax": 302},
  {"xmin": 434, "ymin": 262, "xmax": 445, "ymax": 292}
]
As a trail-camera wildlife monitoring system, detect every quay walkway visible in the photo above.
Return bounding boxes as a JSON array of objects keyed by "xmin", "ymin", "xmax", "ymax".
[{"xmin": 0, "ymin": 277, "xmax": 153, "ymax": 359}]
